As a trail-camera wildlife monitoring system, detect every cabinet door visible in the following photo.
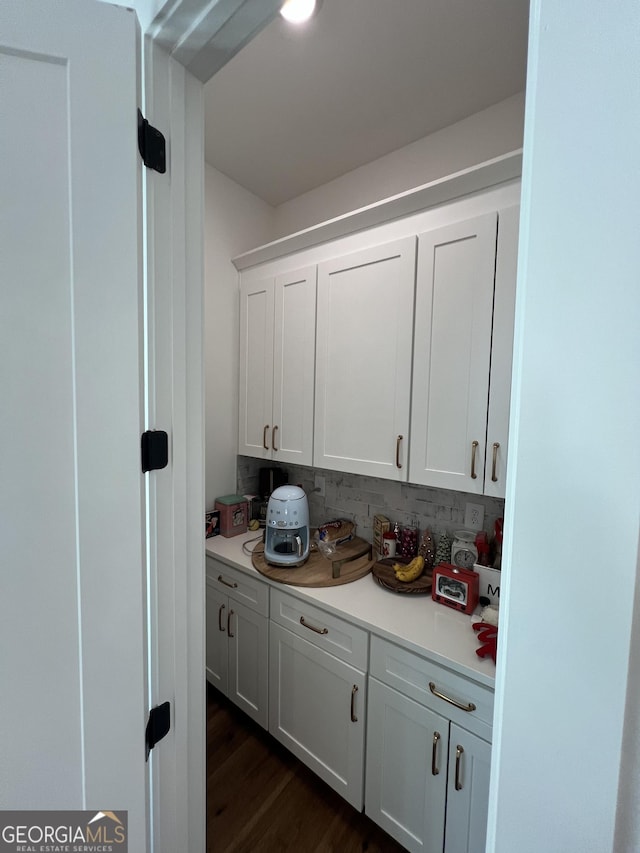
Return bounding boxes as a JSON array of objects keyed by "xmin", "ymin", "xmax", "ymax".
[
  {"xmin": 238, "ymin": 276, "xmax": 275, "ymax": 458},
  {"xmin": 444, "ymin": 725, "xmax": 492, "ymax": 853},
  {"xmin": 269, "ymin": 621, "xmax": 366, "ymax": 809},
  {"xmin": 205, "ymin": 582, "xmax": 229, "ymax": 694},
  {"xmin": 410, "ymin": 214, "xmax": 497, "ymax": 493},
  {"xmin": 366, "ymin": 678, "xmax": 447, "ymax": 853},
  {"xmin": 484, "ymin": 206, "xmax": 519, "ymax": 498},
  {"xmin": 227, "ymin": 600, "xmax": 269, "ymax": 729},
  {"xmin": 314, "ymin": 237, "xmax": 416, "ymax": 479},
  {"xmin": 271, "ymin": 266, "xmax": 316, "ymax": 465}
]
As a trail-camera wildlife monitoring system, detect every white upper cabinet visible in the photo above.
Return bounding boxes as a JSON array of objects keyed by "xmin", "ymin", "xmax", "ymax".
[
  {"xmin": 314, "ymin": 237, "xmax": 417, "ymax": 479},
  {"xmin": 409, "ymin": 208, "xmax": 519, "ymax": 496},
  {"xmin": 236, "ymin": 178, "xmax": 520, "ymax": 494},
  {"xmin": 410, "ymin": 214, "xmax": 498, "ymax": 493},
  {"xmin": 239, "ymin": 266, "xmax": 316, "ymax": 465},
  {"xmin": 484, "ymin": 206, "xmax": 520, "ymax": 498}
]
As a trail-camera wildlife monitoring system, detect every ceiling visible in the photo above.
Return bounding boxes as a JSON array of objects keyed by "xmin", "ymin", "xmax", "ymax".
[{"xmin": 203, "ymin": 0, "xmax": 529, "ymax": 207}]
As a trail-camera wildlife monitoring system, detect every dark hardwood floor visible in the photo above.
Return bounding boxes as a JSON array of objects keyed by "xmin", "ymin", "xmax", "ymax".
[{"xmin": 207, "ymin": 685, "xmax": 406, "ymax": 853}]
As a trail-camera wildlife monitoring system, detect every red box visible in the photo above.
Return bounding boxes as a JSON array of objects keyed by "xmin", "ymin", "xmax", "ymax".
[
  {"xmin": 214, "ymin": 495, "xmax": 248, "ymax": 538},
  {"xmin": 432, "ymin": 563, "xmax": 479, "ymax": 614}
]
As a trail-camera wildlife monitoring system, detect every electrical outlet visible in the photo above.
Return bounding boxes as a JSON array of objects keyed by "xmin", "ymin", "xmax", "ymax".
[
  {"xmin": 314, "ymin": 474, "xmax": 325, "ymax": 497},
  {"xmin": 464, "ymin": 502, "xmax": 484, "ymax": 531}
]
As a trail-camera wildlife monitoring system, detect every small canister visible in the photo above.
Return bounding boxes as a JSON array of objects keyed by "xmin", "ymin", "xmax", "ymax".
[
  {"xmin": 398, "ymin": 525, "xmax": 418, "ymax": 558},
  {"xmin": 214, "ymin": 494, "xmax": 249, "ymax": 538},
  {"xmin": 382, "ymin": 531, "xmax": 397, "ymax": 559}
]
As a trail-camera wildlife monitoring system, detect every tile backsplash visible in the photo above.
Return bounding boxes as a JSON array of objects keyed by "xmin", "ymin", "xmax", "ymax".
[{"xmin": 237, "ymin": 456, "xmax": 504, "ymax": 546}]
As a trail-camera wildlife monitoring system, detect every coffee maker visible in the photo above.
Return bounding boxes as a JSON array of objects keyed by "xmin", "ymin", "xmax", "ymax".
[{"xmin": 264, "ymin": 485, "xmax": 310, "ymax": 567}]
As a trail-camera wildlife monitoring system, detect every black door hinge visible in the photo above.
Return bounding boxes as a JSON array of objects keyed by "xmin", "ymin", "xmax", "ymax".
[
  {"xmin": 141, "ymin": 430, "xmax": 169, "ymax": 473},
  {"xmin": 146, "ymin": 701, "xmax": 171, "ymax": 760},
  {"xmin": 138, "ymin": 109, "xmax": 166, "ymax": 173}
]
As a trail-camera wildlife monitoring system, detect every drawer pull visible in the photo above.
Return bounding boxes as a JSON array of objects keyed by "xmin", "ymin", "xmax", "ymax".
[
  {"xmin": 351, "ymin": 684, "xmax": 359, "ymax": 722},
  {"xmin": 470, "ymin": 440, "xmax": 479, "ymax": 479},
  {"xmin": 455, "ymin": 745, "xmax": 464, "ymax": 791},
  {"xmin": 431, "ymin": 731, "xmax": 441, "ymax": 776},
  {"xmin": 218, "ymin": 603, "xmax": 226, "ymax": 632},
  {"xmin": 491, "ymin": 442, "xmax": 500, "ymax": 482},
  {"xmin": 263, "ymin": 424, "xmax": 270, "ymax": 450},
  {"xmin": 272, "ymin": 424, "xmax": 279, "ymax": 452},
  {"xmin": 300, "ymin": 616, "xmax": 328, "ymax": 635},
  {"xmin": 429, "ymin": 682, "xmax": 476, "ymax": 713},
  {"xmin": 218, "ymin": 574, "xmax": 238, "ymax": 589},
  {"xmin": 227, "ymin": 609, "xmax": 235, "ymax": 638}
]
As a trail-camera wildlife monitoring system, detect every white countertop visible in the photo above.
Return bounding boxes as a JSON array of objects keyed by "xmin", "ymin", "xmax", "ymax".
[{"xmin": 206, "ymin": 532, "xmax": 496, "ymax": 689}]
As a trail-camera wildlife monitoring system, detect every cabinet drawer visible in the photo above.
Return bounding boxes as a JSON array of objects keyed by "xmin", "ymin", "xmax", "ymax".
[
  {"xmin": 370, "ymin": 635, "xmax": 493, "ymax": 739},
  {"xmin": 206, "ymin": 557, "xmax": 269, "ymax": 617},
  {"xmin": 270, "ymin": 588, "xmax": 368, "ymax": 671}
]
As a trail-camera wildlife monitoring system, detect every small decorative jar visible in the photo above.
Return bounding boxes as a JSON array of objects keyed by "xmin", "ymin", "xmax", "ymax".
[
  {"xmin": 398, "ymin": 525, "xmax": 418, "ymax": 559},
  {"xmin": 382, "ymin": 531, "xmax": 397, "ymax": 559}
]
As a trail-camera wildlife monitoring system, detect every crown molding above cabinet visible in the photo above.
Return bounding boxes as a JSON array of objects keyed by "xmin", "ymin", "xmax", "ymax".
[{"xmin": 232, "ymin": 149, "xmax": 522, "ymax": 272}]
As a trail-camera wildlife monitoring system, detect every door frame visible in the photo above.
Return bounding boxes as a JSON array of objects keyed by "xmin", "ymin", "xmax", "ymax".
[{"xmin": 141, "ymin": 4, "xmax": 278, "ymax": 851}]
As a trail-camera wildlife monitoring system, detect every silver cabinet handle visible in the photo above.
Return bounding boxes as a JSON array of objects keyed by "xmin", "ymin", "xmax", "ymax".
[
  {"xmin": 351, "ymin": 685, "xmax": 359, "ymax": 722},
  {"xmin": 227, "ymin": 609, "xmax": 234, "ymax": 638},
  {"xmin": 218, "ymin": 603, "xmax": 226, "ymax": 632},
  {"xmin": 396, "ymin": 435, "xmax": 403, "ymax": 469},
  {"xmin": 491, "ymin": 442, "xmax": 500, "ymax": 482},
  {"xmin": 429, "ymin": 682, "xmax": 476, "ymax": 712},
  {"xmin": 432, "ymin": 731, "xmax": 441, "ymax": 776},
  {"xmin": 471, "ymin": 440, "xmax": 479, "ymax": 479},
  {"xmin": 299, "ymin": 616, "xmax": 328, "ymax": 635},
  {"xmin": 218, "ymin": 574, "xmax": 238, "ymax": 589},
  {"xmin": 263, "ymin": 424, "xmax": 270, "ymax": 450},
  {"xmin": 272, "ymin": 424, "xmax": 278, "ymax": 451},
  {"xmin": 455, "ymin": 745, "xmax": 464, "ymax": 791}
]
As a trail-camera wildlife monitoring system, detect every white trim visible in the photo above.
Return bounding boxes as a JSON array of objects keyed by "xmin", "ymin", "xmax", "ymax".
[
  {"xmin": 143, "ymin": 39, "xmax": 205, "ymax": 853},
  {"xmin": 233, "ymin": 150, "xmax": 523, "ymax": 270}
]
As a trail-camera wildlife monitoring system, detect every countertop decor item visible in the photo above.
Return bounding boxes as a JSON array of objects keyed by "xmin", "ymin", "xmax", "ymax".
[
  {"xmin": 252, "ymin": 536, "xmax": 373, "ymax": 587},
  {"xmin": 372, "ymin": 557, "xmax": 433, "ymax": 594}
]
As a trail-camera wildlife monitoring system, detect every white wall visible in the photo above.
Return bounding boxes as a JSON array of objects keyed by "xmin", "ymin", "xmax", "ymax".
[
  {"xmin": 489, "ymin": 2, "xmax": 640, "ymax": 852},
  {"xmin": 273, "ymin": 93, "xmax": 525, "ymax": 237},
  {"xmin": 204, "ymin": 164, "xmax": 274, "ymax": 508}
]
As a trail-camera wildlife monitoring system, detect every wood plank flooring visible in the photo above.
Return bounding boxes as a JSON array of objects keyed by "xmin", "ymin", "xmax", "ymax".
[{"xmin": 207, "ymin": 685, "xmax": 406, "ymax": 853}]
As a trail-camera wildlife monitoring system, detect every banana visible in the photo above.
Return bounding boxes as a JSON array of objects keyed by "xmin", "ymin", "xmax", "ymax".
[{"xmin": 393, "ymin": 555, "xmax": 425, "ymax": 583}]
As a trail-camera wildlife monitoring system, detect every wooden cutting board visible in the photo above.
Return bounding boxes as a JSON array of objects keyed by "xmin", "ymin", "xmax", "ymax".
[
  {"xmin": 371, "ymin": 557, "xmax": 433, "ymax": 594},
  {"xmin": 252, "ymin": 536, "xmax": 374, "ymax": 587}
]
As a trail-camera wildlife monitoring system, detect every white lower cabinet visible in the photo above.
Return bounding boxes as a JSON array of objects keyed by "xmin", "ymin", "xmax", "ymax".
[
  {"xmin": 206, "ymin": 558, "xmax": 269, "ymax": 729},
  {"xmin": 366, "ymin": 677, "xmax": 447, "ymax": 851},
  {"xmin": 366, "ymin": 636, "xmax": 493, "ymax": 853},
  {"xmin": 268, "ymin": 589, "xmax": 368, "ymax": 810},
  {"xmin": 444, "ymin": 724, "xmax": 492, "ymax": 853}
]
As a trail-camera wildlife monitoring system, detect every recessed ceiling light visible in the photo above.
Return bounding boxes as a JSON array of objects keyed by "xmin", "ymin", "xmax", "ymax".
[{"xmin": 280, "ymin": 0, "xmax": 318, "ymax": 24}]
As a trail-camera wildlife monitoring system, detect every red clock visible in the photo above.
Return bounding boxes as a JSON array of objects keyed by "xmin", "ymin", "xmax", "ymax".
[{"xmin": 432, "ymin": 563, "xmax": 479, "ymax": 614}]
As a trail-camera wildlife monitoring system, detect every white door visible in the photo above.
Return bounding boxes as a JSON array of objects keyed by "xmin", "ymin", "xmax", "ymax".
[
  {"xmin": 272, "ymin": 266, "xmax": 316, "ymax": 466},
  {"xmin": 1, "ymin": 1, "xmax": 148, "ymax": 848},
  {"xmin": 410, "ymin": 214, "xmax": 497, "ymax": 493},
  {"xmin": 238, "ymin": 276, "xmax": 275, "ymax": 458},
  {"xmin": 268, "ymin": 622, "xmax": 366, "ymax": 810},
  {"xmin": 444, "ymin": 726, "xmax": 492, "ymax": 853},
  {"xmin": 484, "ymin": 206, "xmax": 520, "ymax": 498},
  {"xmin": 314, "ymin": 238, "xmax": 416, "ymax": 479},
  {"xmin": 227, "ymin": 600, "xmax": 269, "ymax": 728},
  {"xmin": 205, "ymin": 581, "xmax": 229, "ymax": 693},
  {"xmin": 366, "ymin": 678, "xmax": 447, "ymax": 853}
]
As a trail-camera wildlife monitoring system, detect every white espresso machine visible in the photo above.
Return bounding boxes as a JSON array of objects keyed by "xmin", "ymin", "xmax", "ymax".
[{"xmin": 264, "ymin": 485, "xmax": 310, "ymax": 567}]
